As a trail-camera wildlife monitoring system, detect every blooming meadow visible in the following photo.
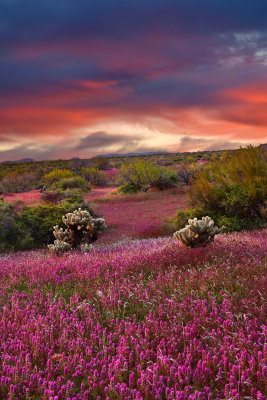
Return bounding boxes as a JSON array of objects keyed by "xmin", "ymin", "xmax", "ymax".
[
  {"xmin": 2, "ymin": 187, "xmax": 187, "ymax": 244},
  {"xmin": 0, "ymin": 229, "xmax": 266, "ymax": 399},
  {"xmin": 1, "ymin": 190, "xmax": 42, "ymax": 206},
  {"xmin": 92, "ymin": 188, "xmax": 186, "ymax": 242}
]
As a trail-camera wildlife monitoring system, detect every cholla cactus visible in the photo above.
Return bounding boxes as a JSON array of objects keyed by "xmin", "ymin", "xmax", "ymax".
[
  {"xmin": 62, "ymin": 208, "xmax": 106, "ymax": 247},
  {"xmin": 48, "ymin": 240, "xmax": 71, "ymax": 255},
  {"xmin": 80, "ymin": 243, "xmax": 93, "ymax": 253},
  {"xmin": 62, "ymin": 209, "xmax": 93, "ymax": 230},
  {"xmin": 53, "ymin": 225, "xmax": 74, "ymax": 244},
  {"xmin": 173, "ymin": 216, "xmax": 224, "ymax": 248},
  {"xmin": 48, "ymin": 208, "xmax": 107, "ymax": 254}
]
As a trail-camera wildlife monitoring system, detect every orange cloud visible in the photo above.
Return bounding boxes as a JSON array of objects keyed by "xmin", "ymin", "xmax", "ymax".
[
  {"xmin": 224, "ymin": 80, "xmax": 267, "ymax": 104},
  {"xmin": 77, "ymin": 80, "xmax": 118, "ymax": 89}
]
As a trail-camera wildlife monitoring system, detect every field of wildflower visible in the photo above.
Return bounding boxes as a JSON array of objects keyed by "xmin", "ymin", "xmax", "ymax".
[
  {"xmin": 2, "ymin": 187, "xmax": 187, "ymax": 242},
  {"xmin": 91, "ymin": 188, "xmax": 187, "ymax": 243},
  {"xmin": 0, "ymin": 229, "xmax": 266, "ymax": 399},
  {"xmin": 1, "ymin": 190, "xmax": 42, "ymax": 206},
  {"xmin": 1, "ymin": 187, "xmax": 118, "ymax": 207}
]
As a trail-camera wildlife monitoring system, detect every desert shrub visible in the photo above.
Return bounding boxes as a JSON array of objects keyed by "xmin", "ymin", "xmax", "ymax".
[
  {"xmin": 0, "ymin": 199, "xmax": 33, "ymax": 251},
  {"xmin": 51, "ymin": 176, "xmax": 90, "ymax": 191},
  {"xmin": 0, "ymin": 172, "xmax": 38, "ymax": 193},
  {"xmin": 118, "ymin": 183, "xmax": 141, "ymax": 194},
  {"xmin": 220, "ymin": 185, "xmax": 255, "ymax": 217},
  {"xmin": 174, "ymin": 207, "xmax": 206, "ymax": 231},
  {"xmin": 93, "ymin": 158, "xmax": 112, "ymax": 170},
  {"xmin": 215, "ymin": 214, "xmax": 265, "ymax": 232},
  {"xmin": 174, "ymin": 206, "xmax": 266, "ymax": 233},
  {"xmin": 21, "ymin": 203, "xmax": 69, "ymax": 246},
  {"xmin": 118, "ymin": 160, "xmax": 178, "ymax": 193},
  {"xmin": 41, "ymin": 190, "xmax": 65, "ymax": 204},
  {"xmin": 184, "ymin": 146, "xmax": 267, "ymax": 231},
  {"xmin": 41, "ymin": 188, "xmax": 85, "ymax": 205},
  {"xmin": 43, "ymin": 168, "xmax": 73, "ymax": 185},
  {"xmin": 259, "ymin": 201, "xmax": 267, "ymax": 221},
  {"xmin": 176, "ymin": 162, "xmax": 198, "ymax": 185},
  {"xmin": 63, "ymin": 189, "xmax": 84, "ymax": 204},
  {"xmin": 81, "ymin": 167, "xmax": 108, "ymax": 186},
  {"xmin": 21, "ymin": 198, "xmax": 94, "ymax": 247}
]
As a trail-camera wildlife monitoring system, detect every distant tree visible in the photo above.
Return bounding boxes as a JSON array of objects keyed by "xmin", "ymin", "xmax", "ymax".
[
  {"xmin": 118, "ymin": 160, "xmax": 178, "ymax": 192},
  {"xmin": 43, "ymin": 169, "xmax": 73, "ymax": 185},
  {"xmin": 51, "ymin": 176, "xmax": 90, "ymax": 192},
  {"xmin": 93, "ymin": 158, "xmax": 111, "ymax": 170},
  {"xmin": 176, "ymin": 162, "xmax": 199, "ymax": 185},
  {"xmin": 70, "ymin": 158, "xmax": 83, "ymax": 174},
  {"xmin": 81, "ymin": 167, "xmax": 108, "ymax": 186}
]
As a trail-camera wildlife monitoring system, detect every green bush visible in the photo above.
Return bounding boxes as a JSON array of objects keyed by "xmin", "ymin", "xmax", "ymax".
[
  {"xmin": 0, "ymin": 172, "xmax": 38, "ymax": 193},
  {"xmin": 43, "ymin": 168, "xmax": 73, "ymax": 185},
  {"xmin": 215, "ymin": 214, "xmax": 265, "ymax": 232},
  {"xmin": 220, "ymin": 185, "xmax": 255, "ymax": 217},
  {"xmin": 22, "ymin": 203, "xmax": 69, "ymax": 246},
  {"xmin": 183, "ymin": 146, "xmax": 267, "ymax": 231},
  {"xmin": 51, "ymin": 176, "xmax": 90, "ymax": 191},
  {"xmin": 118, "ymin": 160, "xmax": 178, "ymax": 192},
  {"xmin": 0, "ymin": 199, "xmax": 33, "ymax": 251},
  {"xmin": 173, "ymin": 207, "xmax": 215, "ymax": 231},
  {"xmin": 173, "ymin": 206, "xmax": 266, "ymax": 233},
  {"xmin": 118, "ymin": 183, "xmax": 141, "ymax": 194},
  {"xmin": 21, "ymin": 197, "xmax": 94, "ymax": 247},
  {"xmin": 63, "ymin": 189, "xmax": 84, "ymax": 204},
  {"xmin": 81, "ymin": 167, "xmax": 108, "ymax": 186},
  {"xmin": 41, "ymin": 188, "xmax": 86, "ymax": 205}
]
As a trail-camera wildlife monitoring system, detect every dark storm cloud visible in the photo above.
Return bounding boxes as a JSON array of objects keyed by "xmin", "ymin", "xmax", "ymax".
[
  {"xmin": 1, "ymin": 0, "xmax": 266, "ymax": 101},
  {"xmin": 75, "ymin": 131, "xmax": 141, "ymax": 150},
  {"xmin": 176, "ymin": 136, "xmax": 247, "ymax": 152},
  {"xmin": 0, "ymin": 132, "xmax": 162, "ymax": 161},
  {"xmin": 1, "ymin": 0, "xmax": 267, "ymax": 46}
]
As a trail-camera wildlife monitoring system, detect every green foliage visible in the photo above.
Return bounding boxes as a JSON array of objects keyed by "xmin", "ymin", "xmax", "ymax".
[
  {"xmin": 41, "ymin": 188, "xmax": 86, "ymax": 206},
  {"xmin": 215, "ymin": 214, "xmax": 265, "ymax": 232},
  {"xmin": 21, "ymin": 196, "xmax": 94, "ymax": 247},
  {"xmin": 173, "ymin": 206, "xmax": 265, "ymax": 233},
  {"xmin": 92, "ymin": 158, "xmax": 112, "ymax": 170},
  {"xmin": 51, "ymin": 176, "xmax": 90, "ymax": 191},
  {"xmin": 176, "ymin": 162, "xmax": 199, "ymax": 185},
  {"xmin": 0, "ymin": 172, "xmax": 38, "ymax": 193},
  {"xmin": 22, "ymin": 203, "xmax": 69, "ymax": 246},
  {"xmin": 118, "ymin": 183, "xmax": 140, "ymax": 194},
  {"xmin": 43, "ymin": 169, "xmax": 73, "ymax": 185},
  {"xmin": 63, "ymin": 189, "xmax": 84, "ymax": 205},
  {"xmin": 81, "ymin": 167, "xmax": 108, "ymax": 186},
  {"xmin": 0, "ymin": 199, "xmax": 33, "ymax": 251},
  {"xmin": 186, "ymin": 146, "xmax": 267, "ymax": 230},
  {"xmin": 119, "ymin": 160, "xmax": 178, "ymax": 192},
  {"xmin": 173, "ymin": 207, "xmax": 213, "ymax": 231}
]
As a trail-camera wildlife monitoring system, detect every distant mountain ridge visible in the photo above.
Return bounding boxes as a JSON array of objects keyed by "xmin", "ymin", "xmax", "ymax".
[
  {"xmin": 0, "ymin": 158, "xmax": 36, "ymax": 164},
  {"xmin": 93, "ymin": 151, "xmax": 170, "ymax": 158},
  {"xmin": 0, "ymin": 144, "xmax": 266, "ymax": 163}
]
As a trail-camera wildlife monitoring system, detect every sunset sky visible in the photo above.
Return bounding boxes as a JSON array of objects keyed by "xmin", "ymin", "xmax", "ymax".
[{"xmin": 0, "ymin": 0, "xmax": 267, "ymax": 161}]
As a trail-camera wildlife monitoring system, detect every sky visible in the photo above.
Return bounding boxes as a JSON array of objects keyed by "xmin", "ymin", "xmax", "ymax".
[{"xmin": 0, "ymin": 0, "xmax": 267, "ymax": 161}]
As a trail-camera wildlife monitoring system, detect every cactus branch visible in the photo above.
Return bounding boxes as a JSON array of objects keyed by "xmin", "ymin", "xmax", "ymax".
[{"xmin": 173, "ymin": 216, "xmax": 224, "ymax": 248}]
